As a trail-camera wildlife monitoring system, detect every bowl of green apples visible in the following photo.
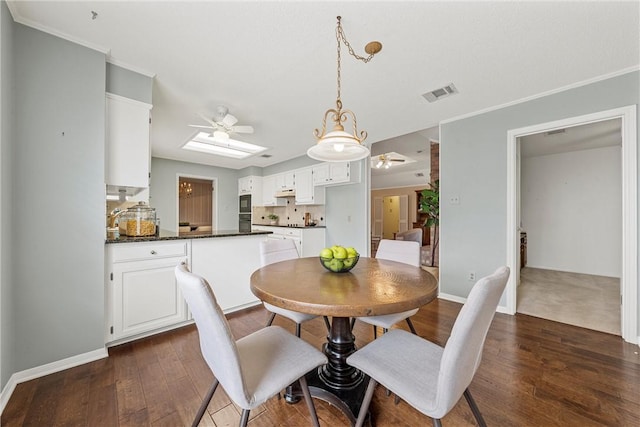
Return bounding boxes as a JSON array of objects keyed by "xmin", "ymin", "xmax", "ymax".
[{"xmin": 319, "ymin": 245, "xmax": 359, "ymax": 273}]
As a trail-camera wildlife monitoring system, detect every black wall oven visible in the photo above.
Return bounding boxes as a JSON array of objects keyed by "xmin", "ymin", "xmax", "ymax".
[
  {"xmin": 239, "ymin": 194, "xmax": 251, "ymax": 214},
  {"xmin": 239, "ymin": 195, "xmax": 252, "ymax": 232}
]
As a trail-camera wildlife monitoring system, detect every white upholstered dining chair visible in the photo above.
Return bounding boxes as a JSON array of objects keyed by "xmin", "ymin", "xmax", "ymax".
[
  {"xmin": 260, "ymin": 239, "xmax": 331, "ymax": 336},
  {"xmin": 352, "ymin": 239, "xmax": 422, "ymax": 338},
  {"xmin": 175, "ymin": 263, "xmax": 327, "ymax": 427},
  {"xmin": 348, "ymin": 266, "xmax": 510, "ymax": 427}
]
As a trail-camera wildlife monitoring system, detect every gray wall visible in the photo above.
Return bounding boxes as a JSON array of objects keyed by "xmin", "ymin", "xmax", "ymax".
[
  {"xmin": 440, "ymin": 71, "xmax": 639, "ymax": 318},
  {"xmin": 8, "ymin": 22, "xmax": 106, "ymax": 376},
  {"xmin": 1, "ymin": 0, "xmax": 15, "ymax": 389},
  {"xmin": 150, "ymin": 158, "xmax": 240, "ymax": 231},
  {"xmin": 106, "ymin": 62, "xmax": 153, "ymax": 104}
]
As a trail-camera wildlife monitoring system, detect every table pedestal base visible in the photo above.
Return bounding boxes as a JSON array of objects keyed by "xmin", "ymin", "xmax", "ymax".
[{"xmin": 285, "ymin": 316, "xmax": 369, "ymax": 425}]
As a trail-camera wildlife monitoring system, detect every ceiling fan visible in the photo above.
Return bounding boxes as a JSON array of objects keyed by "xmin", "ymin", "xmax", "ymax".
[
  {"xmin": 375, "ymin": 154, "xmax": 405, "ymax": 169},
  {"xmin": 188, "ymin": 105, "xmax": 254, "ymax": 137}
]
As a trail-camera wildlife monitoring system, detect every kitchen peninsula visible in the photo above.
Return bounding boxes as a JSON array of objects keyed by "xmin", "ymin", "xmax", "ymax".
[{"xmin": 105, "ymin": 229, "xmax": 272, "ymax": 345}]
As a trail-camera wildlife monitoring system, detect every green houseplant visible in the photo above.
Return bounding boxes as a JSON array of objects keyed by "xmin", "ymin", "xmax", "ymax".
[
  {"xmin": 419, "ymin": 180, "xmax": 439, "ymax": 267},
  {"xmin": 267, "ymin": 213, "xmax": 279, "ymax": 225}
]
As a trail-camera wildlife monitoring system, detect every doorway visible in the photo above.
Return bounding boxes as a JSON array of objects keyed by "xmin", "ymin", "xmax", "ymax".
[
  {"xmin": 176, "ymin": 175, "xmax": 216, "ymax": 232},
  {"xmin": 506, "ymin": 105, "xmax": 637, "ymax": 344},
  {"xmin": 516, "ymin": 118, "xmax": 622, "ymax": 335}
]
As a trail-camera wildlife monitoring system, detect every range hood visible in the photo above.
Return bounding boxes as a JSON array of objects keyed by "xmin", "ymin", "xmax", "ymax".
[{"xmin": 275, "ymin": 188, "xmax": 295, "ymax": 198}]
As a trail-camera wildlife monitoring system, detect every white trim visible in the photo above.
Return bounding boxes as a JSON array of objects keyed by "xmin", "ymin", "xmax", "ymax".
[
  {"xmin": 442, "ymin": 67, "xmax": 639, "ymax": 125},
  {"xmin": 106, "ymin": 92, "xmax": 153, "ymax": 110},
  {"xmin": 6, "ymin": 4, "xmax": 110, "ymax": 55},
  {"xmin": 506, "ymin": 105, "xmax": 638, "ymax": 344},
  {"xmin": 107, "ymin": 58, "xmax": 156, "ymax": 79},
  {"xmin": 0, "ymin": 348, "xmax": 108, "ymax": 414}
]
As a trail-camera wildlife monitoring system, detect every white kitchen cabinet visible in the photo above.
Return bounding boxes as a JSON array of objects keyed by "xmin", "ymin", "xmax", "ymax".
[
  {"xmin": 275, "ymin": 171, "xmax": 295, "ymax": 190},
  {"xmin": 238, "ymin": 175, "xmax": 263, "ymax": 204},
  {"xmin": 295, "ymin": 167, "xmax": 325, "ymax": 205},
  {"xmin": 191, "ymin": 236, "xmax": 262, "ymax": 312},
  {"xmin": 106, "ymin": 240, "xmax": 190, "ymax": 343},
  {"xmin": 251, "ymin": 225, "xmax": 326, "ymax": 257},
  {"xmin": 261, "ymin": 175, "xmax": 286, "ymax": 206},
  {"xmin": 312, "ymin": 162, "xmax": 359, "ymax": 186},
  {"xmin": 106, "ymin": 93, "xmax": 152, "ymax": 191}
]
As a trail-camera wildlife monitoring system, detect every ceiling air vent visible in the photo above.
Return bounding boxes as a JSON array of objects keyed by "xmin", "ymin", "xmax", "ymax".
[
  {"xmin": 422, "ymin": 83, "xmax": 458, "ymax": 103},
  {"xmin": 414, "ymin": 172, "xmax": 425, "ymax": 177},
  {"xmin": 260, "ymin": 154, "xmax": 273, "ymax": 158}
]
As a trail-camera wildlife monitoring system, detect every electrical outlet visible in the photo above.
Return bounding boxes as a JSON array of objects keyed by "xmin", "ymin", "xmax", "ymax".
[
  {"xmin": 468, "ymin": 271, "xmax": 476, "ymax": 281},
  {"xmin": 449, "ymin": 196, "xmax": 460, "ymax": 205}
]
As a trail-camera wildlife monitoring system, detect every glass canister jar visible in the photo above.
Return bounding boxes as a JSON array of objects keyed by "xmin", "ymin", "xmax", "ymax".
[{"xmin": 119, "ymin": 202, "xmax": 157, "ymax": 236}]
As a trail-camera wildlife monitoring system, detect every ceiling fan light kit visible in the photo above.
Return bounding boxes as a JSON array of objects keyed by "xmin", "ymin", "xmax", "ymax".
[{"xmin": 308, "ymin": 16, "xmax": 382, "ymax": 163}]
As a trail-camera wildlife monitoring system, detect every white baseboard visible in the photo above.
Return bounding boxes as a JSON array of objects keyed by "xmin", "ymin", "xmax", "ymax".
[
  {"xmin": 438, "ymin": 293, "xmax": 510, "ymax": 314},
  {"xmin": 0, "ymin": 347, "xmax": 108, "ymax": 415}
]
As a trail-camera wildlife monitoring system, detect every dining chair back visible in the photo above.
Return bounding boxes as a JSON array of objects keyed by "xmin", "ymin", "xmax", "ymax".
[
  {"xmin": 352, "ymin": 239, "xmax": 422, "ymax": 337},
  {"xmin": 376, "ymin": 239, "xmax": 421, "ymax": 267},
  {"xmin": 259, "ymin": 239, "xmax": 330, "ymax": 336},
  {"xmin": 260, "ymin": 238, "xmax": 299, "ymax": 265},
  {"xmin": 175, "ymin": 263, "xmax": 326, "ymax": 427},
  {"xmin": 348, "ymin": 266, "xmax": 510, "ymax": 427}
]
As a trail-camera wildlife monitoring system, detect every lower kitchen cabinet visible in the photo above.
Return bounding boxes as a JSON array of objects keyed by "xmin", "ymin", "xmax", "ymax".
[
  {"xmin": 106, "ymin": 240, "xmax": 190, "ymax": 344},
  {"xmin": 251, "ymin": 226, "xmax": 326, "ymax": 257}
]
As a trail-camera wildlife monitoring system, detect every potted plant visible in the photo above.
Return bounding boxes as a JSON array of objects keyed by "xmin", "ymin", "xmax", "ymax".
[
  {"xmin": 267, "ymin": 213, "xmax": 279, "ymax": 225},
  {"xmin": 419, "ymin": 180, "xmax": 439, "ymax": 267}
]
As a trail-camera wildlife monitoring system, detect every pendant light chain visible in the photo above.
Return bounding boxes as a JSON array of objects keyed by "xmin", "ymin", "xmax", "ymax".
[{"xmin": 335, "ymin": 16, "xmax": 377, "ymax": 107}]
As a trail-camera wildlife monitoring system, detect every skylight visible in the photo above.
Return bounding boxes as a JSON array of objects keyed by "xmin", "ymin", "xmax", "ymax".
[{"xmin": 182, "ymin": 132, "xmax": 267, "ymax": 159}]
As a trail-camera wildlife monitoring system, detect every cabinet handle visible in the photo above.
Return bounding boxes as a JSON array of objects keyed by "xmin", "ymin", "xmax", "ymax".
[{"xmin": 150, "ymin": 250, "xmax": 157, "ymax": 255}]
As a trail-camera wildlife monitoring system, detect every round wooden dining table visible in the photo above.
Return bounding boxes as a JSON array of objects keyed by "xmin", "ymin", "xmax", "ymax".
[{"xmin": 250, "ymin": 256, "xmax": 438, "ymax": 424}]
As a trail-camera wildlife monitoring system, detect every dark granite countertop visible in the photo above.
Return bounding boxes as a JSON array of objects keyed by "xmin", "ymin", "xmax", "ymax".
[
  {"xmin": 251, "ymin": 224, "xmax": 326, "ymax": 229},
  {"xmin": 106, "ymin": 229, "xmax": 272, "ymax": 244}
]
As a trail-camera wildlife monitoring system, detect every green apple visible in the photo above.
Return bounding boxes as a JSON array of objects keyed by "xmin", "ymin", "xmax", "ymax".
[
  {"xmin": 320, "ymin": 248, "xmax": 333, "ymax": 259},
  {"xmin": 329, "ymin": 258, "xmax": 344, "ymax": 272},
  {"xmin": 343, "ymin": 257, "xmax": 355, "ymax": 268},
  {"xmin": 323, "ymin": 260, "xmax": 333, "ymax": 269},
  {"xmin": 346, "ymin": 247, "xmax": 358, "ymax": 257},
  {"xmin": 333, "ymin": 246, "xmax": 347, "ymax": 260}
]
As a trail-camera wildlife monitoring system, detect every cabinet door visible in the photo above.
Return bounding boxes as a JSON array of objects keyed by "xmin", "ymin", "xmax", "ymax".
[
  {"xmin": 312, "ymin": 163, "xmax": 330, "ymax": 185},
  {"xmin": 275, "ymin": 172, "xmax": 295, "ymax": 190},
  {"xmin": 312, "ymin": 162, "xmax": 353, "ymax": 186},
  {"xmin": 238, "ymin": 177, "xmax": 251, "ymax": 195},
  {"xmin": 329, "ymin": 162, "xmax": 350, "ymax": 183},
  {"xmin": 106, "ymin": 94, "xmax": 151, "ymax": 188},
  {"xmin": 111, "ymin": 256, "xmax": 188, "ymax": 341},
  {"xmin": 295, "ymin": 168, "xmax": 314, "ymax": 203}
]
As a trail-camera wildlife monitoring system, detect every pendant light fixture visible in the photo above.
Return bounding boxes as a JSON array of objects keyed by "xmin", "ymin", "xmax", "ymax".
[{"xmin": 307, "ymin": 16, "xmax": 382, "ymax": 162}]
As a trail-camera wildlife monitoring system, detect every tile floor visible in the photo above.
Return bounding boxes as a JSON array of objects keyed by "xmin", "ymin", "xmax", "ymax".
[{"xmin": 517, "ymin": 267, "xmax": 620, "ymax": 335}]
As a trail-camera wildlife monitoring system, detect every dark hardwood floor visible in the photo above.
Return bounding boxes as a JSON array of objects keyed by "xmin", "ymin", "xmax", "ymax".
[{"xmin": 3, "ymin": 299, "xmax": 639, "ymax": 426}]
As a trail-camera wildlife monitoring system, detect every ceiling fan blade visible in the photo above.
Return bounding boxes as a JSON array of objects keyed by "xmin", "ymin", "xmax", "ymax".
[
  {"xmin": 188, "ymin": 124, "xmax": 215, "ymax": 129},
  {"xmin": 231, "ymin": 125, "xmax": 254, "ymax": 134},
  {"xmin": 390, "ymin": 158, "xmax": 406, "ymax": 162},
  {"xmin": 221, "ymin": 113, "xmax": 238, "ymax": 127},
  {"xmin": 198, "ymin": 112, "xmax": 218, "ymax": 127}
]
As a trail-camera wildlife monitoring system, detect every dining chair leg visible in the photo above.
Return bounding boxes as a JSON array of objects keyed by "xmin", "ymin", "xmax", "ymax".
[
  {"xmin": 299, "ymin": 376, "xmax": 321, "ymax": 427},
  {"xmin": 295, "ymin": 323, "xmax": 301, "ymax": 337},
  {"xmin": 266, "ymin": 312, "xmax": 276, "ymax": 327},
  {"xmin": 406, "ymin": 318, "xmax": 417, "ymax": 335},
  {"xmin": 350, "ymin": 317, "xmax": 356, "ymax": 331},
  {"xmin": 191, "ymin": 379, "xmax": 218, "ymax": 427},
  {"xmin": 355, "ymin": 378, "xmax": 377, "ymax": 427},
  {"xmin": 464, "ymin": 388, "xmax": 487, "ymax": 427},
  {"xmin": 239, "ymin": 409, "xmax": 250, "ymax": 427},
  {"xmin": 432, "ymin": 418, "xmax": 442, "ymax": 427},
  {"xmin": 373, "ymin": 325, "xmax": 377, "ymax": 339},
  {"xmin": 323, "ymin": 316, "xmax": 331, "ymax": 333}
]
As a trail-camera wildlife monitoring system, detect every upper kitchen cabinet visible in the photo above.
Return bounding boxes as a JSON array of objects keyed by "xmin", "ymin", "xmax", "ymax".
[
  {"xmin": 238, "ymin": 175, "xmax": 263, "ymax": 206},
  {"xmin": 106, "ymin": 93, "xmax": 152, "ymax": 193},
  {"xmin": 275, "ymin": 171, "xmax": 295, "ymax": 190},
  {"xmin": 261, "ymin": 175, "xmax": 286, "ymax": 206},
  {"xmin": 312, "ymin": 162, "xmax": 360, "ymax": 186},
  {"xmin": 295, "ymin": 167, "xmax": 325, "ymax": 205}
]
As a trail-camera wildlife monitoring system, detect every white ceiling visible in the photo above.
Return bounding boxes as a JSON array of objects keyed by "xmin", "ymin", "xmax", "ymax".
[{"xmin": 7, "ymin": 1, "xmax": 639, "ymax": 172}]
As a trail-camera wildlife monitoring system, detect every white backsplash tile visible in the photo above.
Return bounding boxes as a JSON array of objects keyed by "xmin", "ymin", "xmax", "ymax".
[{"xmin": 253, "ymin": 198, "xmax": 325, "ymax": 226}]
